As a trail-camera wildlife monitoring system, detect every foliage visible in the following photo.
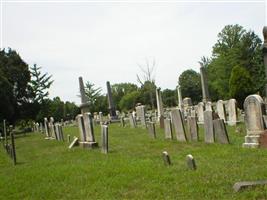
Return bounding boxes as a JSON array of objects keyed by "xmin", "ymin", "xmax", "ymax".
[
  {"xmin": 119, "ymin": 90, "xmax": 142, "ymax": 111},
  {"xmin": 162, "ymin": 89, "xmax": 177, "ymax": 107},
  {"xmin": 179, "ymin": 69, "xmax": 202, "ymax": 104}
]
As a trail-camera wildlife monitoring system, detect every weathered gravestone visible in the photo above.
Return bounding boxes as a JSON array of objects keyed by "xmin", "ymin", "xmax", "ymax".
[
  {"xmin": 129, "ymin": 113, "xmax": 137, "ymax": 128},
  {"xmin": 147, "ymin": 122, "xmax": 156, "ymax": 139},
  {"xmin": 120, "ymin": 117, "xmax": 125, "ymax": 127},
  {"xmin": 200, "ymin": 66, "xmax": 210, "ymax": 103},
  {"xmin": 213, "ymin": 119, "xmax": 229, "ymax": 144},
  {"xmin": 49, "ymin": 117, "xmax": 56, "ymax": 139},
  {"xmin": 186, "ymin": 154, "xmax": 196, "ymax": 170},
  {"xmin": 243, "ymin": 95, "xmax": 266, "ymax": 148},
  {"xmin": 164, "ymin": 118, "xmax": 173, "ymax": 139},
  {"xmin": 228, "ymin": 99, "xmax": 238, "ymax": 126},
  {"xmin": 205, "ymin": 101, "xmax": 212, "ymax": 111},
  {"xmin": 187, "ymin": 116, "xmax": 199, "ymax": 142},
  {"xmin": 101, "ymin": 125, "xmax": 108, "ymax": 154},
  {"xmin": 233, "ymin": 180, "xmax": 267, "ymax": 192},
  {"xmin": 159, "ymin": 115, "xmax": 165, "ymax": 129},
  {"xmin": 106, "ymin": 81, "xmax": 117, "ymax": 120},
  {"xmin": 136, "ymin": 105, "xmax": 146, "ymax": 127},
  {"xmin": 55, "ymin": 124, "xmax": 64, "ymax": 141},
  {"xmin": 197, "ymin": 102, "xmax": 204, "ymax": 123},
  {"xmin": 44, "ymin": 118, "xmax": 50, "ymax": 139},
  {"xmin": 204, "ymin": 110, "xmax": 214, "ymax": 143},
  {"xmin": 162, "ymin": 151, "xmax": 171, "ymax": 166},
  {"xmin": 177, "ymin": 84, "xmax": 183, "ymax": 110},
  {"xmin": 156, "ymin": 88, "xmax": 164, "ymax": 122},
  {"xmin": 216, "ymin": 100, "xmax": 226, "ymax": 121},
  {"xmin": 171, "ymin": 109, "xmax": 187, "ymax": 142}
]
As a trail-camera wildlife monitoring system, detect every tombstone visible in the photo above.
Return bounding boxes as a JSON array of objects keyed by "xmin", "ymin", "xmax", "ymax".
[
  {"xmin": 204, "ymin": 110, "xmax": 214, "ymax": 143},
  {"xmin": 170, "ymin": 109, "xmax": 187, "ymax": 142},
  {"xmin": 106, "ymin": 81, "xmax": 117, "ymax": 120},
  {"xmin": 164, "ymin": 118, "xmax": 173, "ymax": 139},
  {"xmin": 99, "ymin": 112, "xmax": 103, "ymax": 124},
  {"xmin": 68, "ymin": 137, "xmax": 79, "ymax": 149},
  {"xmin": 129, "ymin": 113, "xmax": 137, "ymax": 128},
  {"xmin": 228, "ymin": 99, "xmax": 238, "ymax": 126},
  {"xmin": 205, "ymin": 101, "xmax": 212, "ymax": 111},
  {"xmin": 49, "ymin": 117, "xmax": 57, "ymax": 139},
  {"xmin": 120, "ymin": 117, "xmax": 125, "ymax": 127},
  {"xmin": 147, "ymin": 122, "xmax": 156, "ymax": 138},
  {"xmin": 177, "ymin": 84, "xmax": 183, "ymax": 110},
  {"xmin": 186, "ymin": 154, "xmax": 196, "ymax": 170},
  {"xmin": 159, "ymin": 115, "xmax": 165, "ymax": 129},
  {"xmin": 200, "ymin": 66, "xmax": 210, "ymax": 103},
  {"xmin": 213, "ymin": 119, "xmax": 229, "ymax": 144},
  {"xmin": 162, "ymin": 151, "xmax": 171, "ymax": 166},
  {"xmin": 78, "ymin": 77, "xmax": 90, "ymax": 114},
  {"xmin": 136, "ymin": 105, "xmax": 146, "ymax": 127},
  {"xmin": 156, "ymin": 88, "xmax": 164, "ymax": 122},
  {"xmin": 216, "ymin": 100, "xmax": 226, "ymax": 121},
  {"xmin": 44, "ymin": 118, "xmax": 50, "ymax": 138},
  {"xmin": 101, "ymin": 125, "xmax": 108, "ymax": 154},
  {"xmin": 243, "ymin": 95, "xmax": 266, "ymax": 148},
  {"xmin": 83, "ymin": 112, "xmax": 95, "ymax": 142},
  {"xmin": 187, "ymin": 116, "xmax": 199, "ymax": 142},
  {"xmin": 55, "ymin": 124, "xmax": 64, "ymax": 141},
  {"xmin": 35, "ymin": 123, "xmax": 40, "ymax": 132},
  {"xmin": 197, "ymin": 102, "xmax": 204, "ymax": 123},
  {"xmin": 77, "ymin": 114, "xmax": 86, "ymax": 141},
  {"xmin": 233, "ymin": 180, "xmax": 267, "ymax": 192},
  {"xmin": 183, "ymin": 97, "xmax": 192, "ymax": 110}
]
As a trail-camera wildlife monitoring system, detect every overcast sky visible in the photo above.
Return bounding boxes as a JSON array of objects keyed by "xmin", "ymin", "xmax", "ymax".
[{"xmin": 1, "ymin": 1, "xmax": 266, "ymax": 104}]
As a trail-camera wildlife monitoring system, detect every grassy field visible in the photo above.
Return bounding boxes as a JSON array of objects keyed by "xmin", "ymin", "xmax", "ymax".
[{"xmin": 1, "ymin": 122, "xmax": 267, "ymax": 199}]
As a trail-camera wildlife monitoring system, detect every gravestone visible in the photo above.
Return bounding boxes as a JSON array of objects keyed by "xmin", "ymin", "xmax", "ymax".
[
  {"xmin": 129, "ymin": 113, "xmax": 137, "ymax": 128},
  {"xmin": 186, "ymin": 154, "xmax": 196, "ymax": 170},
  {"xmin": 99, "ymin": 112, "xmax": 103, "ymax": 124},
  {"xmin": 55, "ymin": 124, "xmax": 64, "ymax": 141},
  {"xmin": 243, "ymin": 95, "xmax": 266, "ymax": 148},
  {"xmin": 147, "ymin": 122, "xmax": 156, "ymax": 138},
  {"xmin": 156, "ymin": 88, "xmax": 164, "ymax": 122},
  {"xmin": 162, "ymin": 151, "xmax": 171, "ymax": 166},
  {"xmin": 171, "ymin": 109, "xmax": 187, "ymax": 142},
  {"xmin": 164, "ymin": 118, "xmax": 173, "ymax": 139},
  {"xmin": 177, "ymin": 84, "xmax": 183, "ymax": 110},
  {"xmin": 120, "ymin": 117, "xmax": 125, "ymax": 127},
  {"xmin": 200, "ymin": 66, "xmax": 210, "ymax": 103},
  {"xmin": 204, "ymin": 110, "xmax": 214, "ymax": 143},
  {"xmin": 213, "ymin": 119, "xmax": 229, "ymax": 144},
  {"xmin": 216, "ymin": 100, "xmax": 226, "ymax": 121},
  {"xmin": 197, "ymin": 102, "xmax": 204, "ymax": 123},
  {"xmin": 44, "ymin": 118, "xmax": 50, "ymax": 138},
  {"xmin": 187, "ymin": 116, "xmax": 199, "ymax": 142},
  {"xmin": 136, "ymin": 105, "xmax": 146, "ymax": 127},
  {"xmin": 228, "ymin": 99, "xmax": 238, "ymax": 126},
  {"xmin": 106, "ymin": 81, "xmax": 117, "ymax": 119},
  {"xmin": 233, "ymin": 180, "xmax": 267, "ymax": 192},
  {"xmin": 205, "ymin": 101, "xmax": 212, "ymax": 111},
  {"xmin": 159, "ymin": 115, "xmax": 165, "ymax": 129},
  {"xmin": 77, "ymin": 114, "xmax": 86, "ymax": 141},
  {"xmin": 49, "ymin": 117, "xmax": 57, "ymax": 139},
  {"xmin": 101, "ymin": 125, "xmax": 108, "ymax": 154},
  {"xmin": 83, "ymin": 112, "xmax": 95, "ymax": 142},
  {"xmin": 68, "ymin": 137, "xmax": 79, "ymax": 149},
  {"xmin": 183, "ymin": 97, "xmax": 192, "ymax": 109},
  {"xmin": 78, "ymin": 77, "xmax": 90, "ymax": 114}
]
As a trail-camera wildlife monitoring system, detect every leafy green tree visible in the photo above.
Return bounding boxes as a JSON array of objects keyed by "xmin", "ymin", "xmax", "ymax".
[
  {"xmin": 119, "ymin": 90, "xmax": 142, "ymax": 112},
  {"xmin": 229, "ymin": 65, "xmax": 254, "ymax": 107},
  {"xmin": 179, "ymin": 69, "xmax": 202, "ymax": 104},
  {"xmin": 139, "ymin": 81, "xmax": 157, "ymax": 109},
  {"xmin": 162, "ymin": 89, "xmax": 177, "ymax": 107}
]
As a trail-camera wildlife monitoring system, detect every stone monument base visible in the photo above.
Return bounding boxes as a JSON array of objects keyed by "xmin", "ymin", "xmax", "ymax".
[
  {"xmin": 243, "ymin": 135, "xmax": 260, "ymax": 148},
  {"xmin": 79, "ymin": 141, "xmax": 98, "ymax": 149}
]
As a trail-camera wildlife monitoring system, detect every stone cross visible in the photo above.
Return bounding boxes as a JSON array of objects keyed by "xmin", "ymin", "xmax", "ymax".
[
  {"xmin": 101, "ymin": 125, "xmax": 108, "ymax": 154},
  {"xmin": 106, "ymin": 81, "xmax": 117, "ymax": 119},
  {"xmin": 243, "ymin": 95, "xmax": 266, "ymax": 148},
  {"xmin": 200, "ymin": 66, "xmax": 210, "ymax": 103},
  {"xmin": 204, "ymin": 110, "xmax": 214, "ymax": 143},
  {"xmin": 262, "ymin": 26, "xmax": 267, "ymax": 96},
  {"xmin": 156, "ymin": 88, "xmax": 164, "ymax": 121},
  {"xmin": 171, "ymin": 108, "xmax": 187, "ymax": 142}
]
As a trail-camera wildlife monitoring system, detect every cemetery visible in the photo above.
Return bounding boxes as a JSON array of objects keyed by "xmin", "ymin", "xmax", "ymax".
[{"xmin": 0, "ymin": 3, "xmax": 266, "ymax": 200}]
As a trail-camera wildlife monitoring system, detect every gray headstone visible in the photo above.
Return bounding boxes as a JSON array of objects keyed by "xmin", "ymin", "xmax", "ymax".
[
  {"xmin": 44, "ymin": 118, "xmax": 50, "ymax": 137},
  {"xmin": 164, "ymin": 118, "xmax": 173, "ymax": 139},
  {"xmin": 228, "ymin": 99, "xmax": 237, "ymax": 126},
  {"xmin": 136, "ymin": 105, "xmax": 147, "ymax": 127},
  {"xmin": 156, "ymin": 88, "xmax": 164, "ymax": 121},
  {"xmin": 187, "ymin": 116, "xmax": 199, "ymax": 142},
  {"xmin": 83, "ymin": 112, "xmax": 95, "ymax": 142},
  {"xmin": 101, "ymin": 125, "xmax": 108, "ymax": 154},
  {"xmin": 204, "ymin": 110, "xmax": 214, "ymax": 143},
  {"xmin": 162, "ymin": 151, "xmax": 171, "ymax": 166},
  {"xmin": 213, "ymin": 119, "xmax": 229, "ymax": 144},
  {"xmin": 120, "ymin": 117, "xmax": 125, "ymax": 127},
  {"xmin": 197, "ymin": 102, "xmax": 204, "ymax": 123},
  {"xmin": 77, "ymin": 114, "xmax": 86, "ymax": 142},
  {"xmin": 171, "ymin": 109, "xmax": 187, "ymax": 142},
  {"xmin": 129, "ymin": 113, "xmax": 137, "ymax": 128},
  {"xmin": 233, "ymin": 180, "xmax": 267, "ymax": 192},
  {"xmin": 216, "ymin": 100, "xmax": 226, "ymax": 121},
  {"xmin": 186, "ymin": 154, "xmax": 196, "ymax": 170},
  {"xmin": 177, "ymin": 84, "xmax": 183, "ymax": 110},
  {"xmin": 147, "ymin": 122, "xmax": 156, "ymax": 139}
]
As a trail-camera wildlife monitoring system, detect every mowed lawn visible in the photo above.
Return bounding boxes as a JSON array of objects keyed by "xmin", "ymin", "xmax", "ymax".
[{"xmin": 1, "ymin": 122, "xmax": 267, "ymax": 200}]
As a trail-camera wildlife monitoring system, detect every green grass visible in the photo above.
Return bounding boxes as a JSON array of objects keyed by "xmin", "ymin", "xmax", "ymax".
[{"xmin": 1, "ymin": 122, "xmax": 267, "ymax": 199}]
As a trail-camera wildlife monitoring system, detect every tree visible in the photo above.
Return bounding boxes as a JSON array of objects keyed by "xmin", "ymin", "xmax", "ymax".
[
  {"xmin": 162, "ymin": 89, "xmax": 177, "ymax": 107},
  {"xmin": 179, "ymin": 69, "xmax": 202, "ymax": 104},
  {"xmin": 119, "ymin": 90, "xmax": 141, "ymax": 112},
  {"xmin": 229, "ymin": 65, "xmax": 254, "ymax": 107},
  {"xmin": 136, "ymin": 58, "xmax": 157, "ymax": 109}
]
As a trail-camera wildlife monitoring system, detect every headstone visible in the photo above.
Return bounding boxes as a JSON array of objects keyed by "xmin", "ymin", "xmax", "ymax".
[
  {"xmin": 136, "ymin": 105, "xmax": 146, "ymax": 127},
  {"xmin": 170, "ymin": 109, "xmax": 187, "ymax": 142},
  {"xmin": 243, "ymin": 95, "xmax": 266, "ymax": 148},
  {"xmin": 99, "ymin": 112, "xmax": 103, "ymax": 124},
  {"xmin": 106, "ymin": 81, "xmax": 117, "ymax": 119},
  {"xmin": 200, "ymin": 66, "xmax": 210, "ymax": 103},
  {"xmin": 162, "ymin": 151, "xmax": 171, "ymax": 166},
  {"xmin": 159, "ymin": 115, "xmax": 165, "ymax": 129},
  {"xmin": 44, "ymin": 118, "xmax": 50, "ymax": 138},
  {"xmin": 55, "ymin": 124, "xmax": 64, "ymax": 141},
  {"xmin": 101, "ymin": 125, "xmax": 108, "ymax": 154},
  {"xmin": 216, "ymin": 100, "xmax": 226, "ymax": 121},
  {"xmin": 204, "ymin": 110, "xmax": 214, "ymax": 143},
  {"xmin": 120, "ymin": 117, "xmax": 125, "ymax": 127},
  {"xmin": 213, "ymin": 119, "xmax": 229, "ymax": 144},
  {"xmin": 68, "ymin": 137, "xmax": 79, "ymax": 149},
  {"xmin": 197, "ymin": 102, "xmax": 204, "ymax": 123},
  {"xmin": 77, "ymin": 114, "xmax": 86, "ymax": 142},
  {"xmin": 187, "ymin": 116, "xmax": 199, "ymax": 142},
  {"xmin": 129, "ymin": 113, "xmax": 137, "ymax": 128},
  {"xmin": 49, "ymin": 117, "xmax": 57, "ymax": 139},
  {"xmin": 183, "ymin": 97, "xmax": 192, "ymax": 109},
  {"xmin": 186, "ymin": 154, "xmax": 196, "ymax": 170},
  {"xmin": 83, "ymin": 112, "xmax": 95, "ymax": 142},
  {"xmin": 164, "ymin": 118, "xmax": 173, "ymax": 139},
  {"xmin": 228, "ymin": 99, "xmax": 238, "ymax": 126},
  {"xmin": 177, "ymin": 84, "xmax": 183, "ymax": 110},
  {"xmin": 233, "ymin": 180, "xmax": 267, "ymax": 192},
  {"xmin": 205, "ymin": 101, "xmax": 212, "ymax": 111},
  {"xmin": 156, "ymin": 88, "xmax": 164, "ymax": 122},
  {"xmin": 147, "ymin": 122, "xmax": 156, "ymax": 138}
]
